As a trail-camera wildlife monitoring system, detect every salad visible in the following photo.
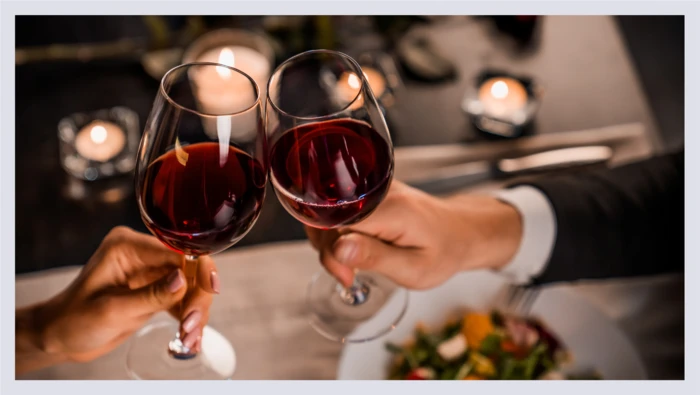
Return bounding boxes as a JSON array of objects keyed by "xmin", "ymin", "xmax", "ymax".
[{"xmin": 386, "ymin": 310, "xmax": 601, "ymax": 380}]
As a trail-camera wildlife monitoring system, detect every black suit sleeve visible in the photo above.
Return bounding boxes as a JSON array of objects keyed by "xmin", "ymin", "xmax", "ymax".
[{"xmin": 517, "ymin": 150, "xmax": 684, "ymax": 285}]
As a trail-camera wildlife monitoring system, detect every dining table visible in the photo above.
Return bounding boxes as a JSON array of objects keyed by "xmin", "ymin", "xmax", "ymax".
[{"xmin": 16, "ymin": 121, "xmax": 683, "ymax": 379}]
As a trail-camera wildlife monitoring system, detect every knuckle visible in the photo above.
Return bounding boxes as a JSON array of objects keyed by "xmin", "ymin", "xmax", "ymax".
[
  {"xmin": 108, "ymin": 226, "xmax": 132, "ymax": 239},
  {"xmin": 390, "ymin": 181, "xmax": 413, "ymax": 200},
  {"xmin": 385, "ymin": 188, "xmax": 402, "ymax": 205},
  {"xmin": 104, "ymin": 226, "xmax": 134, "ymax": 249},
  {"xmin": 148, "ymin": 284, "xmax": 170, "ymax": 306}
]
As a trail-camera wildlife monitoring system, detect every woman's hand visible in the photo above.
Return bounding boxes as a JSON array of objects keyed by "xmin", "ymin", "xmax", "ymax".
[
  {"xmin": 16, "ymin": 226, "xmax": 219, "ymax": 375},
  {"xmin": 306, "ymin": 181, "xmax": 523, "ymax": 290}
]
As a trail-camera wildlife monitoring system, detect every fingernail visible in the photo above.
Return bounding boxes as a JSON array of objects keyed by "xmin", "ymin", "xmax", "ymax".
[
  {"xmin": 182, "ymin": 327, "xmax": 201, "ymax": 350},
  {"xmin": 196, "ymin": 335, "xmax": 203, "ymax": 352},
  {"xmin": 210, "ymin": 270, "xmax": 220, "ymax": 294},
  {"xmin": 333, "ymin": 238, "xmax": 357, "ymax": 265},
  {"xmin": 182, "ymin": 310, "xmax": 202, "ymax": 333},
  {"xmin": 167, "ymin": 270, "xmax": 185, "ymax": 293}
]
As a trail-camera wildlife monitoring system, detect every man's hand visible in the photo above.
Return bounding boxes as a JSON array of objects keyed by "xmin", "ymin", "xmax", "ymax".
[{"xmin": 306, "ymin": 181, "xmax": 523, "ymax": 290}]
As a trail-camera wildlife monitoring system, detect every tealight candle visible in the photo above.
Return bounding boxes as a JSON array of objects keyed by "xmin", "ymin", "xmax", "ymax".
[
  {"xmin": 193, "ymin": 46, "xmax": 270, "ymax": 114},
  {"xmin": 190, "ymin": 46, "xmax": 270, "ymax": 140},
  {"xmin": 337, "ymin": 67, "xmax": 387, "ymax": 103},
  {"xmin": 59, "ymin": 107, "xmax": 139, "ymax": 182},
  {"xmin": 478, "ymin": 77, "xmax": 528, "ymax": 118},
  {"xmin": 197, "ymin": 46, "xmax": 270, "ymax": 87},
  {"xmin": 463, "ymin": 71, "xmax": 540, "ymax": 138},
  {"xmin": 74, "ymin": 121, "xmax": 126, "ymax": 162}
]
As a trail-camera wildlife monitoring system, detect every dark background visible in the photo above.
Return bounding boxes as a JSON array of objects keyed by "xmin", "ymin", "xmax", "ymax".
[{"xmin": 15, "ymin": 16, "xmax": 684, "ymax": 274}]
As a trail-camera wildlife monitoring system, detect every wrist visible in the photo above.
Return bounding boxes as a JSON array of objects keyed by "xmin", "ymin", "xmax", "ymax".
[
  {"xmin": 484, "ymin": 199, "xmax": 523, "ymax": 271},
  {"xmin": 16, "ymin": 300, "xmax": 68, "ymax": 375},
  {"xmin": 489, "ymin": 186, "xmax": 557, "ymax": 284},
  {"xmin": 445, "ymin": 194, "xmax": 523, "ymax": 272}
]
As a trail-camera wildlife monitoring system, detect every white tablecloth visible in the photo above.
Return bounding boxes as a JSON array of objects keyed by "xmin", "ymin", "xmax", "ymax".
[{"xmin": 16, "ymin": 241, "xmax": 683, "ymax": 380}]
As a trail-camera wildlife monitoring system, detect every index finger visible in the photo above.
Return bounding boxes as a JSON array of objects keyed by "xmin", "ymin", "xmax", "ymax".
[{"xmin": 105, "ymin": 226, "xmax": 184, "ymax": 277}]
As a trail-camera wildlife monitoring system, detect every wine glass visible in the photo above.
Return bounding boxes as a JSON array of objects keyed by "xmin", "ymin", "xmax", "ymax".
[
  {"xmin": 266, "ymin": 50, "xmax": 408, "ymax": 343},
  {"xmin": 129, "ymin": 62, "xmax": 267, "ymax": 379}
]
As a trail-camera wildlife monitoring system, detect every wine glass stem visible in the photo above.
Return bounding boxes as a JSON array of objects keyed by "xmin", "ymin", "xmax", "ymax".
[
  {"xmin": 339, "ymin": 275, "xmax": 370, "ymax": 306},
  {"xmin": 168, "ymin": 255, "xmax": 199, "ymax": 359}
]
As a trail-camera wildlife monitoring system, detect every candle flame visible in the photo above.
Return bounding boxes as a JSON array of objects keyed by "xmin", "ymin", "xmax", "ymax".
[
  {"xmin": 90, "ymin": 125, "xmax": 108, "ymax": 144},
  {"xmin": 347, "ymin": 73, "xmax": 361, "ymax": 89},
  {"xmin": 216, "ymin": 48, "xmax": 235, "ymax": 79},
  {"xmin": 491, "ymin": 80, "xmax": 509, "ymax": 99}
]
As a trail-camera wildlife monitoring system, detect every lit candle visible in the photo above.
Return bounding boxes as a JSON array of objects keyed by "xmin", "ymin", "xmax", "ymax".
[
  {"xmin": 191, "ymin": 46, "xmax": 270, "ymax": 142},
  {"xmin": 74, "ymin": 121, "xmax": 126, "ymax": 162},
  {"xmin": 193, "ymin": 46, "xmax": 270, "ymax": 113},
  {"xmin": 336, "ymin": 67, "xmax": 388, "ymax": 108},
  {"xmin": 478, "ymin": 77, "xmax": 528, "ymax": 118},
  {"xmin": 191, "ymin": 46, "xmax": 270, "ymax": 141},
  {"xmin": 363, "ymin": 68, "xmax": 387, "ymax": 98},
  {"xmin": 196, "ymin": 46, "xmax": 270, "ymax": 82}
]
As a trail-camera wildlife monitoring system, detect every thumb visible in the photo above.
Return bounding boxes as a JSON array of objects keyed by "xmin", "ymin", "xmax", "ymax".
[
  {"xmin": 323, "ymin": 233, "xmax": 427, "ymax": 288},
  {"xmin": 117, "ymin": 269, "xmax": 187, "ymax": 316}
]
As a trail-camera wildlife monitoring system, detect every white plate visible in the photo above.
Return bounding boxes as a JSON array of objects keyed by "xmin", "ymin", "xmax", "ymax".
[{"xmin": 337, "ymin": 271, "xmax": 647, "ymax": 380}]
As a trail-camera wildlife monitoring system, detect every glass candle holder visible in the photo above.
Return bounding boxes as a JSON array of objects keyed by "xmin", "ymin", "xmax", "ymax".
[
  {"xmin": 462, "ymin": 70, "xmax": 542, "ymax": 138},
  {"xmin": 351, "ymin": 51, "xmax": 402, "ymax": 111},
  {"xmin": 58, "ymin": 106, "xmax": 140, "ymax": 181}
]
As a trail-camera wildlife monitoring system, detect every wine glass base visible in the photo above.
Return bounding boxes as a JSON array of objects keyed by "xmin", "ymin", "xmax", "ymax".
[
  {"xmin": 125, "ymin": 321, "xmax": 236, "ymax": 380},
  {"xmin": 307, "ymin": 270, "xmax": 409, "ymax": 343}
]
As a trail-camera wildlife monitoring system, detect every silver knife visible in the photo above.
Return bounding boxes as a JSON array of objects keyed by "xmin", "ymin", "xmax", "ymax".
[{"xmin": 405, "ymin": 145, "xmax": 614, "ymax": 194}]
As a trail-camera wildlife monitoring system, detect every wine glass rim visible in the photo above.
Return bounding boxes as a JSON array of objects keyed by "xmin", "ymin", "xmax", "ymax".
[
  {"xmin": 160, "ymin": 62, "xmax": 262, "ymax": 118},
  {"xmin": 266, "ymin": 49, "xmax": 368, "ymax": 121}
]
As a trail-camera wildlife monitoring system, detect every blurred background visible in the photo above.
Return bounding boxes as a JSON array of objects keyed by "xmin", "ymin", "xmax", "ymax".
[{"xmin": 15, "ymin": 15, "xmax": 683, "ymax": 274}]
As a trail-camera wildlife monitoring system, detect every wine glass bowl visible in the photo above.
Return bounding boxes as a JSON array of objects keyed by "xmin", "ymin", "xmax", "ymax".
[
  {"xmin": 129, "ymin": 62, "xmax": 267, "ymax": 379},
  {"xmin": 268, "ymin": 118, "xmax": 393, "ymax": 229},
  {"xmin": 136, "ymin": 63, "xmax": 267, "ymax": 256},
  {"xmin": 266, "ymin": 50, "xmax": 394, "ymax": 229},
  {"xmin": 266, "ymin": 50, "xmax": 408, "ymax": 343},
  {"xmin": 137, "ymin": 139, "xmax": 267, "ymax": 255}
]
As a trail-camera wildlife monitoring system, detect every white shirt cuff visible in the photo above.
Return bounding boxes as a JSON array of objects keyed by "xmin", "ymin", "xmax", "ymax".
[{"xmin": 491, "ymin": 186, "xmax": 557, "ymax": 284}]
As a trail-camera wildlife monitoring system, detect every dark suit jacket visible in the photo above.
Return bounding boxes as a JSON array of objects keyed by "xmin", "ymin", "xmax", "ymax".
[{"xmin": 521, "ymin": 150, "xmax": 684, "ymax": 284}]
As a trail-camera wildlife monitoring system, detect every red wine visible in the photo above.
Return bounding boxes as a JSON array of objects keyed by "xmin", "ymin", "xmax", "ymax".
[
  {"xmin": 140, "ymin": 142, "xmax": 266, "ymax": 255},
  {"xmin": 270, "ymin": 118, "xmax": 393, "ymax": 229}
]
